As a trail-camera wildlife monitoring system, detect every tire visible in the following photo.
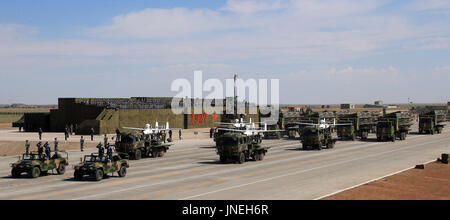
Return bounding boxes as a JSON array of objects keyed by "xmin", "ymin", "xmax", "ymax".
[
  {"xmin": 302, "ymin": 144, "xmax": 308, "ymax": 150},
  {"xmin": 57, "ymin": 164, "xmax": 66, "ymax": 175},
  {"xmin": 253, "ymin": 153, "xmax": 260, "ymax": 161},
  {"xmin": 11, "ymin": 168, "xmax": 21, "ymax": 178},
  {"xmin": 74, "ymin": 170, "xmax": 83, "ymax": 181},
  {"xmin": 29, "ymin": 167, "xmax": 40, "ymax": 178},
  {"xmin": 95, "ymin": 169, "xmax": 104, "ymax": 181},
  {"xmin": 220, "ymin": 156, "xmax": 227, "ymax": 163},
  {"xmin": 237, "ymin": 153, "xmax": 245, "ymax": 164},
  {"xmin": 118, "ymin": 166, "xmax": 126, "ymax": 177},
  {"xmin": 134, "ymin": 150, "xmax": 142, "ymax": 160},
  {"xmin": 152, "ymin": 150, "xmax": 160, "ymax": 158}
]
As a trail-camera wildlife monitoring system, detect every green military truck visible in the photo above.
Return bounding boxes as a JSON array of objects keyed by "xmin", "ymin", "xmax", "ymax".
[
  {"xmin": 73, "ymin": 153, "xmax": 129, "ymax": 181},
  {"xmin": 376, "ymin": 111, "xmax": 413, "ymax": 142},
  {"xmin": 10, "ymin": 151, "xmax": 69, "ymax": 178},
  {"xmin": 215, "ymin": 132, "xmax": 269, "ymax": 164},
  {"xmin": 115, "ymin": 132, "xmax": 171, "ymax": 160},
  {"xmin": 337, "ymin": 112, "xmax": 379, "ymax": 140},
  {"xmin": 300, "ymin": 126, "xmax": 336, "ymax": 150},
  {"xmin": 419, "ymin": 110, "xmax": 446, "ymax": 135}
]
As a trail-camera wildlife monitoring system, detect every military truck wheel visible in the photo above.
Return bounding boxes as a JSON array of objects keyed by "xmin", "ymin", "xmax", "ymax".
[
  {"xmin": 11, "ymin": 168, "xmax": 21, "ymax": 178},
  {"xmin": 29, "ymin": 167, "xmax": 40, "ymax": 178},
  {"xmin": 74, "ymin": 171, "xmax": 83, "ymax": 181},
  {"xmin": 95, "ymin": 169, "xmax": 104, "ymax": 181},
  {"xmin": 220, "ymin": 156, "xmax": 227, "ymax": 163},
  {"xmin": 152, "ymin": 151, "xmax": 160, "ymax": 158},
  {"xmin": 238, "ymin": 153, "xmax": 245, "ymax": 164},
  {"xmin": 118, "ymin": 166, "xmax": 127, "ymax": 177},
  {"xmin": 134, "ymin": 150, "xmax": 142, "ymax": 160},
  {"xmin": 253, "ymin": 153, "xmax": 260, "ymax": 161},
  {"xmin": 57, "ymin": 164, "xmax": 66, "ymax": 175},
  {"xmin": 259, "ymin": 152, "xmax": 265, "ymax": 161},
  {"xmin": 391, "ymin": 136, "xmax": 396, "ymax": 142}
]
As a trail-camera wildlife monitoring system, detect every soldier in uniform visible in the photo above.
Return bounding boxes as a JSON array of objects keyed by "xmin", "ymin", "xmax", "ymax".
[
  {"xmin": 96, "ymin": 142, "xmax": 104, "ymax": 161},
  {"xmin": 210, "ymin": 128, "xmax": 214, "ymax": 138},
  {"xmin": 115, "ymin": 128, "xmax": 121, "ymax": 142},
  {"xmin": 163, "ymin": 131, "xmax": 166, "ymax": 143},
  {"xmin": 36, "ymin": 142, "xmax": 43, "ymax": 158},
  {"xmin": 179, "ymin": 129, "xmax": 183, "ymax": 140},
  {"xmin": 106, "ymin": 143, "xmax": 113, "ymax": 162},
  {"xmin": 44, "ymin": 142, "xmax": 51, "ymax": 159},
  {"xmin": 38, "ymin": 128, "xmax": 43, "ymax": 140},
  {"xmin": 103, "ymin": 134, "xmax": 108, "ymax": 147},
  {"xmin": 168, "ymin": 129, "xmax": 173, "ymax": 142},
  {"xmin": 64, "ymin": 127, "xmax": 69, "ymax": 141},
  {"xmin": 90, "ymin": 128, "xmax": 95, "ymax": 141},
  {"xmin": 25, "ymin": 140, "xmax": 30, "ymax": 155},
  {"xmin": 54, "ymin": 138, "xmax": 59, "ymax": 152},
  {"xmin": 80, "ymin": 136, "xmax": 85, "ymax": 152}
]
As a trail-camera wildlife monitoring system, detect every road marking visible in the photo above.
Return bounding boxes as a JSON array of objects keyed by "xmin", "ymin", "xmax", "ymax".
[{"xmin": 179, "ymin": 138, "xmax": 450, "ymax": 200}]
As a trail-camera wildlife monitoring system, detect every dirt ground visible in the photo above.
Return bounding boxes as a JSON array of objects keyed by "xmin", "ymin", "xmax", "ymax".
[{"xmin": 324, "ymin": 161, "xmax": 450, "ymax": 200}]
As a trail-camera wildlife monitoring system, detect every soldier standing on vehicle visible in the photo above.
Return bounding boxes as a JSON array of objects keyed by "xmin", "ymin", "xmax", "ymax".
[
  {"xmin": 54, "ymin": 138, "xmax": 59, "ymax": 152},
  {"xmin": 44, "ymin": 142, "xmax": 51, "ymax": 159},
  {"xmin": 80, "ymin": 136, "xmax": 84, "ymax": 152},
  {"xmin": 97, "ymin": 142, "xmax": 104, "ymax": 161},
  {"xmin": 25, "ymin": 140, "xmax": 30, "ymax": 155},
  {"xmin": 90, "ymin": 127, "xmax": 95, "ymax": 141},
  {"xmin": 38, "ymin": 128, "xmax": 43, "ymax": 140},
  {"xmin": 163, "ymin": 131, "xmax": 166, "ymax": 143},
  {"xmin": 106, "ymin": 143, "xmax": 113, "ymax": 162},
  {"xmin": 37, "ymin": 141, "xmax": 43, "ymax": 158}
]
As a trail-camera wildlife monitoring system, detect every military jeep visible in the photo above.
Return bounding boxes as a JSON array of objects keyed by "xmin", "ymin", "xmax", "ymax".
[
  {"xmin": 10, "ymin": 151, "xmax": 69, "ymax": 178},
  {"xmin": 73, "ymin": 153, "xmax": 129, "ymax": 181}
]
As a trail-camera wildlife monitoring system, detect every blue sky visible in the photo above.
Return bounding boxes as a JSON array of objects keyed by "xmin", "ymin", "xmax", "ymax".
[{"xmin": 0, "ymin": 0, "xmax": 449, "ymax": 104}]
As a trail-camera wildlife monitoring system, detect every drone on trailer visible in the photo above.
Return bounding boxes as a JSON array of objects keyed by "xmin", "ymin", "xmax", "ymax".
[
  {"xmin": 216, "ymin": 120, "xmax": 284, "ymax": 137},
  {"xmin": 215, "ymin": 118, "xmax": 255, "ymax": 129},
  {"xmin": 294, "ymin": 118, "xmax": 352, "ymax": 129},
  {"xmin": 123, "ymin": 122, "xmax": 181, "ymax": 135}
]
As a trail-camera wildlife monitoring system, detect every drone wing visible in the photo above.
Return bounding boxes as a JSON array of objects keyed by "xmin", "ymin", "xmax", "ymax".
[{"xmin": 122, "ymin": 127, "xmax": 146, "ymax": 131}]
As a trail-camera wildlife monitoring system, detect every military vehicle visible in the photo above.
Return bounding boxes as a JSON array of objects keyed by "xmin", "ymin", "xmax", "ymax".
[
  {"xmin": 336, "ymin": 111, "xmax": 379, "ymax": 140},
  {"xmin": 115, "ymin": 131, "xmax": 171, "ymax": 160},
  {"xmin": 376, "ymin": 111, "xmax": 413, "ymax": 142},
  {"xmin": 300, "ymin": 126, "xmax": 336, "ymax": 150},
  {"xmin": 419, "ymin": 110, "xmax": 446, "ymax": 134},
  {"xmin": 10, "ymin": 151, "xmax": 68, "ymax": 178},
  {"xmin": 73, "ymin": 153, "xmax": 129, "ymax": 181},
  {"xmin": 215, "ymin": 122, "xmax": 282, "ymax": 164}
]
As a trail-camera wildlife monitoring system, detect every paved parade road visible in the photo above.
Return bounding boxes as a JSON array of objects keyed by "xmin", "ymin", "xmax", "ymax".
[{"xmin": 0, "ymin": 124, "xmax": 449, "ymax": 200}]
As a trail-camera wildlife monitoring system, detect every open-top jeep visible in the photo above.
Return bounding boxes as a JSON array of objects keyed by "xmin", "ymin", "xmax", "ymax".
[
  {"xmin": 73, "ymin": 153, "xmax": 129, "ymax": 181},
  {"xmin": 10, "ymin": 151, "xmax": 69, "ymax": 178}
]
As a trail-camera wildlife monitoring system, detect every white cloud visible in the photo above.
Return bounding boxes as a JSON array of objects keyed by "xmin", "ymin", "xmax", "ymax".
[{"xmin": 222, "ymin": 0, "xmax": 286, "ymax": 14}]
